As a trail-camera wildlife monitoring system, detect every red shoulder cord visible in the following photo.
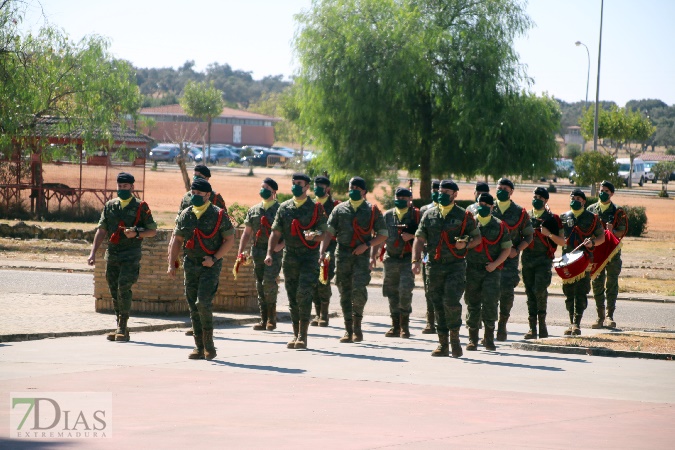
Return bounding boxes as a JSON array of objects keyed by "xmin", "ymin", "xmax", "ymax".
[
  {"xmin": 566, "ymin": 214, "xmax": 599, "ymax": 250},
  {"xmin": 611, "ymin": 207, "xmax": 629, "ymax": 238},
  {"xmin": 210, "ymin": 191, "xmax": 225, "ymax": 209},
  {"xmin": 393, "ymin": 207, "xmax": 420, "ymax": 254},
  {"xmin": 109, "ymin": 201, "xmax": 148, "ymax": 244},
  {"xmin": 255, "ymin": 215, "xmax": 272, "ymax": 245},
  {"xmin": 528, "ymin": 208, "xmax": 560, "ymax": 259},
  {"xmin": 349, "ymin": 204, "xmax": 378, "ymax": 247},
  {"xmin": 434, "ymin": 211, "xmax": 470, "ymax": 260},
  {"xmin": 290, "ymin": 202, "xmax": 323, "ymax": 249},
  {"xmin": 502, "ymin": 207, "xmax": 528, "ymax": 232},
  {"xmin": 185, "ymin": 208, "xmax": 225, "ymax": 255},
  {"xmin": 474, "ymin": 221, "xmax": 506, "ymax": 269}
]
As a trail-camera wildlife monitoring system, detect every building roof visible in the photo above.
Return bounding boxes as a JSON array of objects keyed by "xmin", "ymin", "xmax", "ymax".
[
  {"xmin": 139, "ymin": 104, "xmax": 280, "ymax": 122},
  {"xmin": 641, "ymin": 153, "xmax": 675, "ymax": 162},
  {"xmin": 28, "ymin": 117, "xmax": 153, "ymax": 149}
]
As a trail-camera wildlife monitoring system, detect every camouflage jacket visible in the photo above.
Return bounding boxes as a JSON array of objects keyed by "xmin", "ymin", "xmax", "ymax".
[
  {"xmin": 272, "ymin": 197, "xmax": 328, "ymax": 253},
  {"xmin": 244, "ymin": 201, "xmax": 281, "ymax": 250},
  {"xmin": 382, "ymin": 207, "xmax": 420, "ymax": 258},
  {"xmin": 174, "ymin": 205, "xmax": 235, "ymax": 261},
  {"xmin": 523, "ymin": 209, "xmax": 563, "ymax": 260},
  {"xmin": 416, "ymin": 204, "xmax": 479, "ymax": 264},
  {"xmin": 467, "ymin": 217, "xmax": 512, "ymax": 266},
  {"xmin": 98, "ymin": 197, "xmax": 156, "ymax": 262},
  {"xmin": 491, "ymin": 201, "xmax": 534, "ymax": 247},
  {"xmin": 586, "ymin": 202, "xmax": 627, "ymax": 236},
  {"xmin": 326, "ymin": 200, "xmax": 388, "ymax": 248},
  {"xmin": 559, "ymin": 209, "xmax": 604, "ymax": 254}
]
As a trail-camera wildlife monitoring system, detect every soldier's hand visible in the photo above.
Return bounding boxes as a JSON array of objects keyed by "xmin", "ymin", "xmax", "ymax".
[
  {"xmin": 607, "ymin": 223, "xmax": 614, "ymax": 232},
  {"xmin": 264, "ymin": 255, "xmax": 273, "ymax": 266},
  {"xmin": 412, "ymin": 261, "xmax": 421, "ymax": 275},
  {"xmin": 352, "ymin": 243, "xmax": 368, "ymax": 255},
  {"xmin": 455, "ymin": 240, "xmax": 467, "ymax": 250},
  {"xmin": 167, "ymin": 266, "xmax": 176, "ymax": 278},
  {"xmin": 369, "ymin": 257, "xmax": 377, "ymax": 270},
  {"xmin": 123, "ymin": 228, "xmax": 136, "ymax": 239},
  {"xmin": 485, "ymin": 262, "xmax": 497, "ymax": 273},
  {"xmin": 509, "ymin": 247, "xmax": 519, "ymax": 259},
  {"xmin": 87, "ymin": 254, "xmax": 95, "ymax": 266},
  {"xmin": 401, "ymin": 232, "xmax": 415, "ymax": 242},
  {"xmin": 202, "ymin": 256, "xmax": 215, "ymax": 267}
]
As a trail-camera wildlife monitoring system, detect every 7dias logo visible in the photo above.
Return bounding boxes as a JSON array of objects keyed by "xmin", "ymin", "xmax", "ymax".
[{"xmin": 10, "ymin": 392, "xmax": 112, "ymax": 439}]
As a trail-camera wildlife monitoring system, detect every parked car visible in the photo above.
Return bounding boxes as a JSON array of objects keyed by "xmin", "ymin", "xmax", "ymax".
[
  {"xmin": 617, "ymin": 157, "xmax": 645, "ymax": 187},
  {"xmin": 271, "ymin": 146, "xmax": 296, "ymax": 158},
  {"xmin": 240, "ymin": 149, "xmax": 288, "ymax": 167},
  {"xmin": 195, "ymin": 147, "xmax": 240, "ymax": 165},
  {"xmin": 148, "ymin": 144, "xmax": 180, "ymax": 162},
  {"xmin": 186, "ymin": 146, "xmax": 202, "ymax": 162},
  {"xmin": 643, "ymin": 160, "xmax": 658, "ymax": 183}
]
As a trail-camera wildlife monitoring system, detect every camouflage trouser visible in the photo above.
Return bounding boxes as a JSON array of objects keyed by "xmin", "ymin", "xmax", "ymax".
[
  {"xmin": 382, "ymin": 255, "xmax": 414, "ymax": 315},
  {"xmin": 592, "ymin": 251, "xmax": 622, "ymax": 311},
  {"xmin": 522, "ymin": 257, "xmax": 553, "ymax": 317},
  {"xmin": 422, "ymin": 255, "xmax": 434, "ymax": 315},
  {"xmin": 335, "ymin": 245, "xmax": 371, "ymax": 319},
  {"xmin": 283, "ymin": 249, "xmax": 319, "ymax": 323},
  {"xmin": 464, "ymin": 263, "xmax": 500, "ymax": 329},
  {"xmin": 313, "ymin": 241, "xmax": 336, "ymax": 308},
  {"xmin": 498, "ymin": 256, "xmax": 520, "ymax": 318},
  {"xmin": 184, "ymin": 256, "xmax": 222, "ymax": 331},
  {"xmin": 426, "ymin": 260, "xmax": 466, "ymax": 332},
  {"xmin": 105, "ymin": 259, "xmax": 140, "ymax": 315},
  {"xmin": 562, "ymin": 273, "xmax": 591, "ymax": 318},
  {"xmin": 252, "ymin": 247, "xmax": 282, "ymax": 312}
]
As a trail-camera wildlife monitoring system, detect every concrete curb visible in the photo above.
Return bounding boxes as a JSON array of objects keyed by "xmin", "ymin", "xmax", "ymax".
[{"xmin": 511, "ymin": 342, "xmax": 675, "ymax": 361}]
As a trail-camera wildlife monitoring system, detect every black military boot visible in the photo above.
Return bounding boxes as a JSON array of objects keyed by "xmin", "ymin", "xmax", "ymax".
[
  {"xmin": 591, "ymin": 306, "xmax": 605, "ymax": 329},
  {"xmin": 466, "ymin": 328, "xmax": 479, "ymax": 351},
  {"xmin": 310, "ymin": 302, "xmax": 321, "ymax": 326},
  {"xmin": 483, "ymin": 326, "xmax": 496, "ymax": 351},
  {"xmin": 202, "ymin": 329, "xmax": 217, "ymax": 360},
  {"xmin": 538, "ymin": 313, "xmax": 549, "ymax": 338},
  {"xmin": 449, "ymin": 329, "xmax": 463, "ymax": 358},
  {"xmin": 318, "ymin": 302, "xmax": 330, "ymax": 327},
  {"xmin": 606, "ymin": 308, "xmax": 616, "ymax": 328},
  {"xmin": 266, "ymin": 304, "xmax": 277, "ymax": 331},
  {"xmin": 400, "ymin": 314, "xmax": 411, "ymax": 339},
  {"xmin": 572, "ymin": 314, "xmax": 583, "ymax": 335},
  {"xmin": 340, "ymin": 320, "xmax": 354, "ymax": 343},
  {"xmin": 353, "ymin": 316, "xmax": 364, "ymax": 342},
  {"xmin": 253, "ymin": 306, "xmax": 268, "ymax": 331},
  {"xmin": 564, "ymin": 312, "xmax": 575, "ymax": 336},
  {"xmin": 115, "ymin": 314, "xmax": 130, "ymax": 342},
  {"xmin": 287, "ymin": 322, "xmax": 299, "ymax": 349},
  {"xmin": 188, "ymin": 330, "xmax": 205, "ymax": 360},
  {"xmin": 107, "ymin": 313, "xmax": 119, "ymax": 341},
  {"xmin": 496, "ymin": 314, "xmax": 508, "ymax": 341},
  {"xmin": 524, "ymin": 316, "xmax": 538, "ymax": 340},
  {"xmin": 422, "ymin": 310, "xmax": 436, "ymax": 334},
  {"xmin": 385, "ymin": 314, "xmax": 401, "ymax": 337},
  {"xmin": 431, "ymin": 333, "xmax": 449, "ymax": 357},
  {"xmin": 294, "ymin": 320, "xmax": 310, "ymax": 349}
]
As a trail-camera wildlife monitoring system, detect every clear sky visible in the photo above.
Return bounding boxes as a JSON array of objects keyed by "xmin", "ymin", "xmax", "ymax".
[{"xmin": 20, "ymin": 0, "xmax": 675, "ymax": 106}]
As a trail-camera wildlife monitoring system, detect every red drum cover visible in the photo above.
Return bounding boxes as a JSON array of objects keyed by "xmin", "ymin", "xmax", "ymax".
[
  {"xmin": 590, "ymin": 230, "xmax": 622, "ymax": 279},
  {"xmin": 554, "ymin": 250, "xmax": 590, "ymax": 284}
]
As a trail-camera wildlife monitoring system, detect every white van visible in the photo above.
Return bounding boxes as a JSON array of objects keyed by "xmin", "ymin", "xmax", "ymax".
[{"xmin": 617, "ymin": 157, "xmax": 645, "ymax": 187}]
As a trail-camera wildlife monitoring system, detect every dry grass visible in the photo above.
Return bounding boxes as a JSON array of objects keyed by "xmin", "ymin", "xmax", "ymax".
[{"xmin": 537, "ymin": 332, "xmax": 675, "ymax": 354}]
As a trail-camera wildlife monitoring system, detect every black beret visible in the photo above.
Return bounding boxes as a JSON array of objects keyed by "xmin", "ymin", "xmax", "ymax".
[
  {"xmin": 601, "ymin": 180, "xmax": 615, "ymax": 193},
  {"xmin": 193, "ymin": 165, "xmax": 211, "ymax": 178},
  {"xmin": 116, "ymin": 172, "xmax": 134, "ymax": 184},
  {"xmin": 497, "ymin": 178, "xmax": 515, "ymax": 190},
  {"xmin": 314, "ymin": 176, "xmax": 330, "ymax": 186},
  {"xmin": 263, "ymin": 177, "xmax": 278, "ymax": 191},
  {"xmin": 475, "ymin": 181, "xmax": 490, "ymax": 193},
  {"xmin": 349, "ymin": 176, "xmax": 367, "ymax": 190},
  {"xmin": 191, "ymin": 178, "xmax": 212, "ymax": 193},
  {"xmin": 533, "ymin": 186, "xmax": 549, "ymax": 199},
  {"xmin": 395, "ymin": 187, "xmax": 412, "ymax": 197},
  {"xmin": 478, "ymin": 192, "xmax": 494, "ymax": 205},
  {"xmin": 292, "ymin": 173, "xmax": 311, "ymax": 184},
  {"xmin": 570, "ymin": 188, "xmax": 586, "ymax": 200},
  {"xmin": 440, "ymin": 179, "xmax": 459, "ymax": 191},
  {"xmin": 432, "ymin": 179, "xmax": 440, "ymax": 190}
]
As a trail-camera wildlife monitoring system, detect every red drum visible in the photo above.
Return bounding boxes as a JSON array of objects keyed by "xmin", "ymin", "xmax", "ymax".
[
  {"xmin": 553, "ymin": 250, "xmax": 590, "ymax": 284},
  {"xmin": 590, "ymin": 230, "xmax": 622, "ymax": 279}
]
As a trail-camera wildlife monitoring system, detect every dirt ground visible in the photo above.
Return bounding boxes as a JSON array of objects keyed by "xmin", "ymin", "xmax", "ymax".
[{"xmin": 537, "ymin": 332, "xmax": 675, "ymax": 355}]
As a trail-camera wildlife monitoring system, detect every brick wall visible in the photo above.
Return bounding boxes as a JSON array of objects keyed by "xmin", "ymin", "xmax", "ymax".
[{"xmin": 94, "ymin": 228, "xmax": 258, "ymax": 315}]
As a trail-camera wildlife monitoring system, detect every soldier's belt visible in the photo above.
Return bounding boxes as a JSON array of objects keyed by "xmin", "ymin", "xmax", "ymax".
[{"xmin": 429, "ymin": 256, "xmax": 466, "ymax": 265}]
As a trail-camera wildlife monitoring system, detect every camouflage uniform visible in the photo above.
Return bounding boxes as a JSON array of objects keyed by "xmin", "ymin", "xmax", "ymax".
[
  {"xmin": 327, "ymin": 201, "xmax": 387, "ymax": 322},
  {"xmin": 587, "ymin": 201, "xmax": 626, "ymax": 325},
  {"xmin": 98, "ymin": 197, "xmax": 156, "ymax": 316},
  {"xmin": 174, "ymin": 204, "xmax": 234, "ymax": 334},
  {"xmin": 272, "ymin": 198, "xmax": 327, "ymax": 323},
  {"xmin": 312, "ymin": 197, "xmax": 339, "ymax": 325},
  {"xmin": 178, "ymin": 190, "xmax": 226, "ymax": 214},
  {"xmin": 244, "ymin": 201, "xmax": 282, "ymax": 323},
  {"xmin": 419, "ymin": 202, "xmax": 437, "ymax": 332}
]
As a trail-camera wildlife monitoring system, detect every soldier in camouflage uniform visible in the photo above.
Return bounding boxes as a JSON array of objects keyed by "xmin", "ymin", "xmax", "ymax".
[
  {"xmin": 320, "ymin": 176, "xmax": 388, "ymax": 343},
  {"xmin": 412, "ymin": 180, "xmax": 480, "ymax": 358},
  {"xmin": 267, "ymin": 173, "xmax": 327, "ymax": 350},
  {"xmin": 168, "ymin": 178, "xmax": 235, "ymax": 360},
  {"xmin": 466, "ymin": 181, "xmax": 490, "ymax": 217},
  {"xmin": 311, "ymin": 175, "xmax": 339, "ymax": 327},
  {"xmin": 419, "ymin": 180, "xmax": 440, "ymax": 334},
  {"xmin": 543, "ymin": 188, "xmax": 605, "ymax": 335},
  {"xmin": 521, "ymin": 187, "xmax": 562, "ymax": 339},
  {"xmin": 587, "ymin": 180, "xmax": 627, "ymax": 329},
  {"xmin": 464, "ymin": 193, "xmax": 511, "ymax": 351},
  {"xmin": 88, "ymin": 172, "xmax": 157, "ymax": 342},
  {"xmin": 237, "ymin": 177, "xmax": 283, "ymax": 331},
  {"xmin": 378, "ymin": 187, "xmax": 418, "ymax": 338},
  {"xmin": 491, "ymin": 178, "xmax": 534, "ymax": 341}
]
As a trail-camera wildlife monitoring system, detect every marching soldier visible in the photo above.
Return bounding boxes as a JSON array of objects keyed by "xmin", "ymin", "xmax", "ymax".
[
  {"xmin": 320, "ymin": 176, "xmax": 388, "ymax": 343},
  {"xmin": 267, "ymin": 173, "xmax": 327, "ymax": 350},
  {"xmin": 491, "ymin": 178, "xmax": 534, "ymax": 341},
  {"xmin": 587, "ymin": 180, "xmax": 627, "ymax": 329},
  {"xmin": 412, "ymin": 180, "xmax": 480, "ymax": 358},
  {"xmin": 378, "ymin": 187, "xmax": 419, "ymax": 338},
  {"xmin": 543, "ymin": 188, "xmax": 605, "ymax": 335},
  {"xmin": 467, "ymin": 181, "xmax": 490, "ymax": 216},
  {"xmin": 168, "ymin": 178, "xmax": 235, "ymax": 360},
  {"xmin": 419, "ymin": 180, "xmax": 440, "ymax": 334},
  {"xmin": 522, "ymin": 187, "xmax": 562, "ymax": 339},
  {"xmin": 237, "ymin": 178, "xmax": 284, "ymax": 331},
  {"xmin": 88, "ymin": 172, "xmax": 157, "ymax": 342},
  {"xmin": 311, "ymin": 175, "xmax": 339, "ymax": 327},
  {"xmin": 464, "ymin": 193, "xmax": 511, "ymax": 351}
]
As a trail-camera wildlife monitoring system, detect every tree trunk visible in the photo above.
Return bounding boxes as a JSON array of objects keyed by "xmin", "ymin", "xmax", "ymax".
[
  {"xmin": 177, "ymin": 143, "xmax": 190, "ymax": 191},
  {"xmin": 207, "ymin": 118, "xmax": 212, "ymax": 163},
  {"xmin": 418, "ymin": 95, "xmax": 433, "ymax": 203}
]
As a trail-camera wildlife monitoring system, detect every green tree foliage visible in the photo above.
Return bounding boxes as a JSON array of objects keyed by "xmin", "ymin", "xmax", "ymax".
[
  {"xmin": 572, "ymin": 151, "xmax": 622, "ymax": 191},
  {"xmin": 623, "ymin": 206, "xmax": 647, "ymax": 237},
  {"xmin": 179, "ymin": 81, "xmax": 224, "ymax": 161},
  {"xmin": 651, "ymin": 161, "xmax": 675, "ymax": 194}
]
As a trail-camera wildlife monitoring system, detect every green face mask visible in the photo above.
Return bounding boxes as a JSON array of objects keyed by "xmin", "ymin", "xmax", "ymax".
[
  {"xmin": 599, "ymin": 191, "xmax": 610, "ymax": 202},
  {"xmin": 291, "ymin": 184, "xmax": 304, "ymax": 197},
  {"xmin": 532, "ymin": 198, "xmax": 544, "ymax": 210},
  {"xmin": 431, "ymin": 191, "xmax": 439, "ymax": 203},
  {"xmin": 394, "ymin": 199, "xmax": 408, "ymax": 209},
  {"xmin": 438, "ymin": 193, "xmax": 452, "ymax": 206},
  {"xmin": 192, "ymin": 175, "xmax": 203, "ymax": 182},
  {"xmin": 349, "ymin": 189, "xmax": 362, "ymax": 201},
  {"xmin": 496, "ymin": 189, "xmax": 510, "ymax": 202},
  {"xmin": 570, "ymin": 200, "xmax": 583, "ymax": 211},
  {"xmin": 260, "ymin": 188, "xmax": 272, "ymax": 200},
  {"xmin": 117, "ymin": 189, "xmax": 132, "ymax": 200},
  {"xmin": 190, "ymin": 194, "xmax": 205, "ymax": 207},
  {"xmin": 314, "ymin": 186, "xmax": 326, "ymax": 198},
  {"xmin": 477, "ymin": 205, "xmax": 491, "ymax": 217}
]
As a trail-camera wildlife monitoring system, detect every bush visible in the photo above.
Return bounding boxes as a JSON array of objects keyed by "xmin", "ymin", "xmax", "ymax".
[
  {"xmin": 41, "ymin": 205, "xmax": 101, "ymax": 223},
  {"xmin": 547, "ymin": 183, "xmax": 557, "ymax": 193},
  {"xmin": 665, "ymin": 148, "xmax": 675, "ymax": 156},
  {"xmin": 623, "ymin": 206, "xmax": 647, "ymax": 237},
  {"xmin": 276, "ymin": 193, "xmax": 293, "ymax": 204},
  {"xmin": 566, "ymin": 144, "xmax": 582, "ymax": 159},
  {"xmin": 657, "ymin": 190, "xmax": 669, "ymax": 198},
  {"xmin": 227, "ymin": 202, "xmax": 249, "ymax": 227},
  {"xmin": 455, "ymin": 199, "xmax": 474, "ymax": 209}
]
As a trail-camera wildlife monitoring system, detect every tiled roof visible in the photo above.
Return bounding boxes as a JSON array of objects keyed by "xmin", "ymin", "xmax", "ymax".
[
  {"xmin": 29, "ymin": 117, "xmax": 153, "ymax": 147},
  {"xmin": 139, "ymin": 104, "xmax": 280, "ymax": 121},
  {"xmin": 641, "ymin": 153, "xmax": 675, "ymax": 162}
]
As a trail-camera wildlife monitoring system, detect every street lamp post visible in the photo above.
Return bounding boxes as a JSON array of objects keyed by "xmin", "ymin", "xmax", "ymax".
[
  {"xmin": 575, "ymin": 41, "xmax": 590, "ymax": 152},
  {"xmin": 593, "ymin": 0, "xmax": 605, "ymax": 154}
]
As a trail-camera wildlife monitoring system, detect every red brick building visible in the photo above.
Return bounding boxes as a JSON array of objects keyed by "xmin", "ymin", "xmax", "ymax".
[{"xmin": 138, "ymin": 104, "xmax": 279, "ymax": 147}]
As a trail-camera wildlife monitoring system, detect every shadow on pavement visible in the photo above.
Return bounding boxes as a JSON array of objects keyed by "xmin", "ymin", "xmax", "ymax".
[
  {"xmin": 0, "ymin": 439, "xmax": 76, "ymax": 449},
  {"xmin": 461, "ymin": 356, "xmax": 565, "ymax": 371},
  {"xmin": 358, "ymin": 342, "xmax": 431, "ymax": 354},
  {"xmin": 129, "ymin": 341, "xmax": 192, "ymax": 350},
  {"xmin": 214, "ymin": 336, "xmax": 289, "ymax": 346},
  {"xmin": 308, "ymin": 348, "xmax": 407, "ymax": 362},
  {"xmin": 503, "ymin": 350, "xmax": 591, "ymax": 363},
  {"xmin": 210, "ymin": 360, "xmax": 305, "ymax": 374}
]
